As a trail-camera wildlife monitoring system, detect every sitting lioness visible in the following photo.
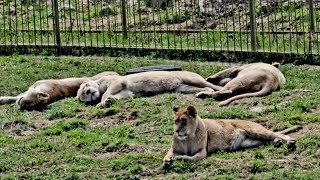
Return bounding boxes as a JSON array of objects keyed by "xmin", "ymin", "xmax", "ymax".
[
  {"xmin": 0, "ymin": 71, "xmax": 119, "ymax": 110},
  {"xmin": 196, "ymin": 62, "xmax": 285, "ymax": 106},
  {"xmin": 163, "ymin": 106, "xmax": 298, "ymax": 168},
  {"xmin": 77, "ymin": 71, "xmax": 223, "ymax": 108}
]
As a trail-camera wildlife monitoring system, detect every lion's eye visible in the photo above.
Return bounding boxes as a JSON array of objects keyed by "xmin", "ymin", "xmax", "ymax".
[
  {"xmin": 181, "ymin": 118, "xmax": 187, "ymax": 125},
  {"xmin": 86, "ymin": 89, "xmax": 91, "ymax": 95}
]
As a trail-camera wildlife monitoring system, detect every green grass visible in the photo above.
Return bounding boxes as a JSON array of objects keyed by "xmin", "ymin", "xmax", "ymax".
[{"xmin": 0, "ymin": 55, "xmax": 319, "ymax": 179}]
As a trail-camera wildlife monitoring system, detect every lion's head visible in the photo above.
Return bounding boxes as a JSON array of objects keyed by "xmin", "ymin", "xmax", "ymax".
[
  {"xmin": 173, "ymin": 106, "xmax": 198, "ymax": 140},
  {"xmin": 77, "ymin": 80, "xmax": 100, "ymax": 102},
  {"xmin": 16, "ymin": 91, "xmax": 50, "ymax": 110}
]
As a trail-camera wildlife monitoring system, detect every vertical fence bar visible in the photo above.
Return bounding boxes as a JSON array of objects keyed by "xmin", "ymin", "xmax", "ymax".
[
  {"xmin": 87, "ymin": 3, "xmax": 92, "ymax": 46},
  {"xmin": 14, "ymin": 0, "xmax": 18, "ymax": 45},
  {"xmin": 53, "ymin": 0, "xmax": 61, "ymax": 53},
  {"xmin": 2, "ymin": 1, "xmax": 5, "ymax": 45},
  {"xmin": 93, "ymin": 1, "xmax": 98, "ymax": 47},
  {"xmin": 21, "ymin": 0, "xmax": 25, "ymax": 45},
  {"xmin": 249, "ymin": 0, "xmax": 257, "ymax": 51},
  {"xmin": 308, "ymin": 0, "xmax": 315, "ymax": 53}
]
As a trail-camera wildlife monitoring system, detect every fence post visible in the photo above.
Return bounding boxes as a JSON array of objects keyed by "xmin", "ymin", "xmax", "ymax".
[
  {"xmin": 53, "ymin": 0, "xmax": 61, "ymax": 53},
  {"xmin": 308, "ymin": 0, "xmax": 315, "ymax": 53},
  {"xmin": 121, "ymin": 0, "xmax": 128, "ymax": 39},
  {"xmin": 249, "ymin": 0, "xmax": 257, "ymax": 52}
]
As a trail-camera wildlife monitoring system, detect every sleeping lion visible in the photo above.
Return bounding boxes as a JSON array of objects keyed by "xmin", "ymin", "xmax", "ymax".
[
  {"xmin": 196, "ymin": 62, "xmax": 285, "ymax": 106},
  {"xmin": 0, "ymin": 71, "xmax": 119, "ymax": 110},
  {"xmin": 163, "ymin": 105, "xmax": 299, "ymax": 168},
  {"xmin": 76, "ymin": 71, "xmax": 223, "ymax": 108}
]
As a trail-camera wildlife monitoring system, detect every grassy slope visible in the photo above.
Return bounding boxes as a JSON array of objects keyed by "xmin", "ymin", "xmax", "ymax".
[{"xmin": 0, "ymin": 55, "xmax": 319, "ymax": 179}]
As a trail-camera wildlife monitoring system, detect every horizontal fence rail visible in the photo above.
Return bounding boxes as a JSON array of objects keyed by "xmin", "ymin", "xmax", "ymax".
[{"xmin": 0, "ymin": 0, "xmax": 319, "ymax": 56}]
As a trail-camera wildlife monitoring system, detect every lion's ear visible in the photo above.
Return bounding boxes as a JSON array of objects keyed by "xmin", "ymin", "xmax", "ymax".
[
  {"xmin": 173, "ymin": 107, "xmax": 179, "ymax": 113},
  {"xmin": 82, "ymin": 78, "xmax": 91, "ymax": 85},
  {"xmin": 38, "ymin": 92, "xmax": 50, "ymax": 101},
  {"xmin": 187, "ymin": 105, "xmax": 197, "ymax": 117},
  {"xmin": 272, "ymin": 62, "xmax": 281, "ymax": 69}
]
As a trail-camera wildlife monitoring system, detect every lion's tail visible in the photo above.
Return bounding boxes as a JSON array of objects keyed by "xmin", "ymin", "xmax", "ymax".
[
  {"xmin": 276, "ymin": 125, "xmax": 302, "ymax": 135},
  {"xmin": 0, "ymin": 96, "xmax": 19, "ymax": 105},
  {"xmin": 218, "ymin": 85, "xmax": 272, "ymax": 106}
]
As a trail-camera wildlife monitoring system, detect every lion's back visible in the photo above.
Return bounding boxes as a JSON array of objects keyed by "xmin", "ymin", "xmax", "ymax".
[{"xmin": 240, "ymin": 63, "xmax": 286, "ymax": 85}]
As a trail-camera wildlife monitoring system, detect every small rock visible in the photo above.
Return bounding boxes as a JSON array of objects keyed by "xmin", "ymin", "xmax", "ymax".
[
  {"xmin": 59, "ymin": 4, "xmax": 75, "ymax": 12},
  {"xmin": 9, "ymin": 6, "xmax": 16, "ymax": 16},
  {"xmin": 300, "ymin": 149, "xmax": 311, "ymax": 156},
  {"xmin": 33, "ymin": 120, "xmax": 54, "ymax": 129},
  {"xmin": 137, "ymin": 7, "xmax": 152, "ymax": 15},
  {"xmin": 315, "ymin": 148, "xmax": 320, "ymax": 157},
  {"xmin": 21, "ymin": 130, "xmax": 34, "ymax": 136},
  {"xmin": 100, "ymin": 5, "xmax": 117, "ymax": 16},
  {"xmin": 249, "ymin": 103, "xmax": 266, "ymax": 113}
]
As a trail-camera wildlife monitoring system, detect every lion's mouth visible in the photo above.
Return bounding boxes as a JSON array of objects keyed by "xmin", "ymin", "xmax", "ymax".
[
  {"xmin": 176, "ymin": 132, "xmax": 188, "ymax": 140},
  {"xmin": 16, "ymin": 97, "xmax": 23, "ymax": 106},
  {"xmin": 90, "ymin": 91, "xmax": 99, "ymax": 101}
]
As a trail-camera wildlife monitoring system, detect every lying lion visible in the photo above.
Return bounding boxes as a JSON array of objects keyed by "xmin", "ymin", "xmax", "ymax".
[
  {"xmin": 196, "ymin": 62, "xmax": 285, "ymax": 106},
  {"xmin": 163, "ymin": 105, "xmax": 300, "ymax": 168},
  {"xmin": 77, "ymin": 71, "xmax": 223, "ymax": 108},
  {"xmin": 0, "ymin": 71, "xmax": 119, "ymax": 110}
]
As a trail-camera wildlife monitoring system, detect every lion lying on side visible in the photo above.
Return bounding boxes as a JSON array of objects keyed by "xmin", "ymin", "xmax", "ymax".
[
  {"xmin": 0, "ymin": 71, "xmax": 119, "ymax": 110},
  {"xmin": 77, "ymin": 71, "xmax": 223, "ymax": 108},
  {"xmin": 196, "ymin": 62, "xmax": 285, "ymax": 106},
  {"xmin": 163, "ymin": 106, "xmax": 300, "ymax": 168}
]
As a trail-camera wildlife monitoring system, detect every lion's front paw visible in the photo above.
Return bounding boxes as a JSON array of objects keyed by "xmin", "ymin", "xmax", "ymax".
[
  {"xmin": 162, "ymin": 158, "xmax": 173, "ymax": 169},
  {"xmin": 96, "ymin": 102, "xmax": 106, "ymax": 108},
  {"xmin": 96, "ymin": 102, "xmax": 109, "ymax": 108},
  {"xmin": 96, "ymin": 99, "xmax": 113, "ymax": 108},
  {"xmin": 196, "ymin": 92, "xmax": 209, "ymax": 99},
  {"xmin": 273, "ymin": 138, "xmax": 284, "ymax": 147},
  {"xmin": 287, "ymin": 138, "xmax": 297, "ymax": 149}
]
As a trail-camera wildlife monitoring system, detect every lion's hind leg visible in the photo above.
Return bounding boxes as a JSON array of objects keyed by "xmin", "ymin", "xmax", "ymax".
[
  {"xmin": 231, "ymin": 127, "xmax": 294, "ymax": 151},
  {"xmin": 230, "ymin": 129, "xmax": 266, "ymax": 150},
  {"xmin": 242, "ymin": 124, "xmax": 296, "ymax": 148},
  {"xmin": 196, "ymin": 89, "xmax": 232, "ymax": 99},
  {"xmin": 175, "ymin": 85, "xmax": 215, "ymax": 94}
]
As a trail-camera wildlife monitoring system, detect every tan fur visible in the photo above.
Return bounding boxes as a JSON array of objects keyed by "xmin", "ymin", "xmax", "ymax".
[
  {"xmin": 0, "ymin": 71, "xmax": 118, "ymax": 110},
  {"xmin": 163, "ymin": 106, "xmax": 297, "ymax": 168},
  {"xmin": 196, "ymin": 62, "xmax": 285, "ymax": 106},
  {"xmin": 77, "ymin": 71, "xmax": 223, "ymax": 108}
]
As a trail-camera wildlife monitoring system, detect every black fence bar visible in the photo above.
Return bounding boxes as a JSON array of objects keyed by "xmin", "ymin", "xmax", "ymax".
[{"xmin": 53, "ymin": 0, "xmax": 61, "ymax": 53}]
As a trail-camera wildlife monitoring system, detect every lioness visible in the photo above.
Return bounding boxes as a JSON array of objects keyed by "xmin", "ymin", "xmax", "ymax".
[
  {"xmin": 0, "ymin": 71, "xmax": 119, "ymax": 110},
  {"xmin": 196, "ymin": 62, "xmax": 285, "ymax": 106},
  {"xmin": 163, "ymin": 106, "xmax": 298, "ymax": 168},
  {"xmin": 77, "ymin": 71, "xmax": 223, "ymax": 108}
]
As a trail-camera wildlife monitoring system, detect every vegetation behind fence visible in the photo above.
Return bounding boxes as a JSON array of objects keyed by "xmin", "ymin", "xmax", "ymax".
[{"xmin": 0, "ymin": 0, "xmax": 319, "ymax": 57}]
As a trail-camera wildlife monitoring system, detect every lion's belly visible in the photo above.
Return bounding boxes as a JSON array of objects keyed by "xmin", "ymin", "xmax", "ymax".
[
  {"xmin": 225, "ymin": 71, "xmax": 267, "ymax": 91},
  {"xmin": 205, "ymin": 120, "xmax": 243, "ymax": 154},
  {"xmin": 128, "ymin": 78, "xmax": 182, "ymax": 96}
]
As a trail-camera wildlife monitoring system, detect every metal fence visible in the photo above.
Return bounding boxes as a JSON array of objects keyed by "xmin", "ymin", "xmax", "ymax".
[{"xmin": 0, "ymin": 0, "xmax": 319, "ymax": 56}]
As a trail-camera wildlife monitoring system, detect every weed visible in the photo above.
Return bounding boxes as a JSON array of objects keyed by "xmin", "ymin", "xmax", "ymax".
[
  {"xmin": 92, "ymin": 107, "xmax": 119, "ymax": 117},
  {"xmin": 204, "ymin": 107, "xmax": 255, "ymax": 119},
  {"xmin": 254, "ymin": 150, "xmax": 265, "ymax": 160},
  {"xmin": 248, "ymin": 160, "xmax": 268, "ymax": 174},
  {"xmin": 45, "ymin": 118, "xmax": 88, "ymax": 136}
]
